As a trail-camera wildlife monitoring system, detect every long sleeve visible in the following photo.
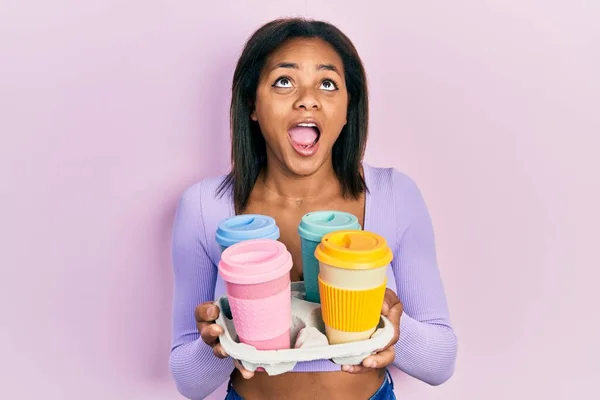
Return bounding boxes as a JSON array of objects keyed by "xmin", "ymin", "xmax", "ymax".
[
  {"xmin": 390, "ymin": 170, "xmax": 458, "ymax": 385},
  {"xmin": 169, "ymin": 181, "xmax": 234, "ymax": 399}
]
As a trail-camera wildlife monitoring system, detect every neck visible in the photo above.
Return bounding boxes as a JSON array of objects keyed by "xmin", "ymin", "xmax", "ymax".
[{"xmin": 260, "ymin": 159, "xmax": 340, "ymax": 200}]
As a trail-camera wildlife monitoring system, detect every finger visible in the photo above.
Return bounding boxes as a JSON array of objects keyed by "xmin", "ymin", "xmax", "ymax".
[
  {"xmin": 341, "ymin": 364, "xmax": 371, "ymax": 374},
  {"xmin": 234, "ymin": 359, "xmax": 255, "ymax": 379},
  {"xmin": 381, "ymin": 289, "xmax": 399, "ymax": 316},
  {"xmin": 213, "ymin": 343, "xmax": 228, "ymax": 359},
  {"xmin": 375, "ymin": 303, "xmax": 402, "ymax": 353},
  {"xmin": 197, "ymin": 318, "xmax": 223, "ymax": 336},
  {"xmin": 195, "ymin": 303, "xmax": 220, "ymax": 323},
  {"xmin": 200, "ymin": 323, "xmax": 223, "ymax": 345},
  {"xmin": 196, "ymin": 321, "xmax": 223, "ymax": 336},
  {"xmin": 361, "ymin": 347, "xmax": 395, "ymax": 369}
]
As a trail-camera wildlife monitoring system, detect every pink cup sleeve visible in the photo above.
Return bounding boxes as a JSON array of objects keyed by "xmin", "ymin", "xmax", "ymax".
[{"xmin": 227, "ymin": 283, "xmax": 291, "ymax": 342}]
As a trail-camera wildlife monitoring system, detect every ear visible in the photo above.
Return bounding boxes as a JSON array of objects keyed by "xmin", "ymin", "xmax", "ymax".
[{"xmin": 249, "ymin": 99, "xmax": 258, "ymax": 121}]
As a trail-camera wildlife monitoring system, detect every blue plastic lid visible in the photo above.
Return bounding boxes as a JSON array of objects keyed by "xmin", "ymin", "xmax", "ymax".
[
  {"xmin": 216, "ymin": 214, "xmax": 280, "ymax": 248},
  {"xmin": 298, "ymin": 210, "xmax": 361, "ymax": 242}
]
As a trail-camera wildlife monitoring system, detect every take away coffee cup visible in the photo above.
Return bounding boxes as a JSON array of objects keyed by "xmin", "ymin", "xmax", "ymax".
[
  {"xmin": 218, "ymin": 239, "xmax": 293, "ymax": 350},
  {"xmin": 297, "ymin": 211, "xmax": 361, "ymax": 303},
  {"xmin": 315, "ymin": 230, "xmax": 393, "ymax": 344},
  {"xmin": 216, "ymin": 214, "xmax": 280, "ymax": 253}
]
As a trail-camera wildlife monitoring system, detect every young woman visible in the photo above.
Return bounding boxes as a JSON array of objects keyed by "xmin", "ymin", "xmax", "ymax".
[{"xmin": 169, "ymin": 17, "xmax": 457, "ymax": 400}]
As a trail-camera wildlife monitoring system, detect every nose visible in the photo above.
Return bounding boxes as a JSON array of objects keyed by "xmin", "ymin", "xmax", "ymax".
[{"xmin": 293, "ymin": 88, "xmax": 321, "ymax": 110}]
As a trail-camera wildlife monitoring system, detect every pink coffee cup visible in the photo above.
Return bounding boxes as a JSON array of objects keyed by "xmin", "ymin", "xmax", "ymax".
[{"xmin": 218, "ymin": 239, "xmax": 293, "ymax": 350}]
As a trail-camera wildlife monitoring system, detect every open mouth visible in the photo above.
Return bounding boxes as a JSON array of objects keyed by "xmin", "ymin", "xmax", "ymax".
[{"xmin": 288, "ymin": 122, "xmax": 321, "ymax": 156}]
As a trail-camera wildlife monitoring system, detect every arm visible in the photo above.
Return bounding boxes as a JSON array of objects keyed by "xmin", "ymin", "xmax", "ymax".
[
  {"xmin": 390, "ymin": 171, "xmax": 458, "ymax": 385},
  {"xmin": 169, "ymin": 182, "xmax": 234, "ymax": 399}
]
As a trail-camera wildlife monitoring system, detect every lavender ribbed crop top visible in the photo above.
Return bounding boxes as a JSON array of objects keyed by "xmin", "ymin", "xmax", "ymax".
[{"xmin": 169, "ymin": 164, "xmax": 458, "ymax": 399}]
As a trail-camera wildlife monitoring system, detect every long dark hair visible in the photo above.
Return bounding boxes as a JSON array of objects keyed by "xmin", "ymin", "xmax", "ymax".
[{"xmin": 217, "ymin": 17, "xmax": 369, "ymax": 212}]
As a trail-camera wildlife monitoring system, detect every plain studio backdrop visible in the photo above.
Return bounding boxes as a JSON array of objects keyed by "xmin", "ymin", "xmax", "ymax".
[{"xmin": 1, "ymin": 1, "xmax": 598, "ymax": 399}]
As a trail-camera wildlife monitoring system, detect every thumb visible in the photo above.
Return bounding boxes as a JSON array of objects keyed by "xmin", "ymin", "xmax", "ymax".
[
  {"xmin": 381, "ymin": 300, "xmax": 390, "ymax": 315},
  {"xmin": 387, "ymin": 302, "xmax": 403, "ymax": 328}
]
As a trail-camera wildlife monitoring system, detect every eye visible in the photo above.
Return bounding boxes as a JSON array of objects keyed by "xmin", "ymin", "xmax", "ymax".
[
  {"xmin": 273, "ymin": 77, "xmax": 293, "ymax": 88},
  {"xmin": 320, "ymin": 79, "xmax": 338, "ymax": 91}
]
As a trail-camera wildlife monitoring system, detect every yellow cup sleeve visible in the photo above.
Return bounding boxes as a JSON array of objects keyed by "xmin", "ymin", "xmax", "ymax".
[{"xmin": 318, "ymin": 276, "xmax": 387, "ymax": 332}]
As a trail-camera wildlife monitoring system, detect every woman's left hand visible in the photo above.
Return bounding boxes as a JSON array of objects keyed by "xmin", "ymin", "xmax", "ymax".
[{"xmin": 342, "ymin": 288, "xmax": 403, "ymax": 374}]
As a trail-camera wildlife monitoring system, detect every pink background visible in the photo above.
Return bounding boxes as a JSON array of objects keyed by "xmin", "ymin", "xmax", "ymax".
[{"xmin": 1, "ymin": 1, "xmax": 599, "ymax": 399}]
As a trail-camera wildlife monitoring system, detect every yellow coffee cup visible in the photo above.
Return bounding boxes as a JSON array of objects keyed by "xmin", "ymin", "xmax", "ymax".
[{"xmin": 315, "ymin": 230, "xmax": 393, "ymax": 344}]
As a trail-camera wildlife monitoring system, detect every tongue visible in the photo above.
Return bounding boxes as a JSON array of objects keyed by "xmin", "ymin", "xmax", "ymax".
[{"xmin": 288, "ymin": 127, "xmax": 318, "ymax": 146}]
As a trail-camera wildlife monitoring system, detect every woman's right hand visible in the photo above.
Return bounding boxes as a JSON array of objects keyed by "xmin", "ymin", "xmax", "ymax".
[{"xmin": 194, "ymin": 302, "xmax": 255, "ymax": 379}]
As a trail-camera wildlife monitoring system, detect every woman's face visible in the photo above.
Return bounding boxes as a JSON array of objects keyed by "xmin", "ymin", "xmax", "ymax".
[{"xmin": 252, "ymin": 38, "xmax": 349, "ymax": 177}]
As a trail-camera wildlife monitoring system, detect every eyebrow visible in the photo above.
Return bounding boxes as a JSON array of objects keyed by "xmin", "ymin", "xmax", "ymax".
[{"xmin": 270, "ymin": 62, "xmax": 341, "ymax": 75}]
